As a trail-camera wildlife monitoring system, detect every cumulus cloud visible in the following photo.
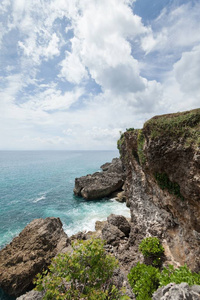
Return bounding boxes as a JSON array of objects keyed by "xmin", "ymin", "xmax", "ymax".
[
  {"xmin": 21, "ymin": 86, "xmax": 85, "ymax": 112},
  {"xmin": 0, "ymin": 0, "xmax": 200, "ymax": 150},
  {"xmin": 174, "ymin": 45, "xmax": 200, "ymax": 96},
  {"xmin": 59, "ymin": 0, "xmax": 148, "ymax": 92},
  {"xmin": 59, "ymin": 50, "xmax": 88, "ymax": 84},
  {"xmin": 141, "ymin": 2, "xmax": 200, "ymax": 54}
]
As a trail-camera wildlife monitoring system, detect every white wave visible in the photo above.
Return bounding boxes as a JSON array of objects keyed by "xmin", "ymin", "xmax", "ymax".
[
  {"xmin": 63, "ymin": 199, "xmax": 130, "ymax": 237},
  {"xmin": 33, "ymin": 194, "xmax": 46, "ymax": 203}
]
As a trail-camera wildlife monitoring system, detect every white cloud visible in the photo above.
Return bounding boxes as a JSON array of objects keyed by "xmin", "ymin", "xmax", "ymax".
[
  {"xmin": 59, "ymin": 50, "xmax": 88, "ymax": 84},
  {"xmin": 141, "ymin": 2, "xmax": 200, "ymax": 54},
  {"xmin": 174, "ymin": 45, "xmax": 200, "ymax": 96},
  {"xmin": 59, "ymin": 0, "xmax": 148, "ymax": 92},
  {"xmin": 160, "ymin": 45, "xmax": 200, "ymax": 113},
  {"xmin": 21, "ymin": 86, "xmax": 85, "ymax": 112},
  {"xmin": 0, "ymin": 0, "xmax": 200, "ymax": 150}
]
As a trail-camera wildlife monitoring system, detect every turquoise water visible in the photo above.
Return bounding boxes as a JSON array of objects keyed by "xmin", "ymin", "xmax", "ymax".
[{"xmin": 0, "ymin": 151, "xmax": 130, "ymax": 299}]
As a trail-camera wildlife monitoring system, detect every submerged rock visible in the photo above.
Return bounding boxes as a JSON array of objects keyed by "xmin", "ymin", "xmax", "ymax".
[
  {"xmin": 0, "ymin": 217, "xmax": 69, "ymax": 297},
  {"xmin": 74, "ymin": 158, "xmax": 124, "ymax": 200}
]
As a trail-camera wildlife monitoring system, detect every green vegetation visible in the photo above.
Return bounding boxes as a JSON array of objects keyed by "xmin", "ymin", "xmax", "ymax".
[
  {"xmin": 128, "ymin": 263, "xmax": 159, "ymax": 300},
  {"xmin": 128, "ymin": 236, "xmax": 200, "ymax": 299},
  {"xmin": 139, "ymin": 237, "xmax": 164, "ymax": 266},
  {"xmin": 126, "ymin": 128, "xmax": 135, "ymax": 132},
  {"xmin": 154, "ymin": 172, "xmax": 184, "ymax": 201},
  {"xmin": 137, "ymin": 130, "xmax": 146, "ymax": 165},
  {"xmin": 128, "ymin": 263, "xmax": 200, "ymax": 300},
  {"xmin": 34, "ymin": 239, "xmax": 129, "ymax": 300},
  {"xmin": 158, "ymin": 264, "xmax": 200, "ymax": 287},
  {"xmin": 143, "ymin": 109, "xmax": 200, "ymax": 148},
  {"xmin": 117, "ymin": 131, "xmax": 125, "ymax": 153}
]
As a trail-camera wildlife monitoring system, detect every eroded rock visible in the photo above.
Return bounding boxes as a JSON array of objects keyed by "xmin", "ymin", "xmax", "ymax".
[
  {"xmin": 0, "ymin": 217, "xmax": 69, "ymax": 297},
  {"xmin": 107, "ymin": 214, "xmax": 131, "ymax": 237},
  {"xmin": 17, "ymin": 290, "xmax": 44, "ymax": 300},
  {"xmin": 102, "ymin": 223, "xmax": 125, "ymax": 246},
  {"xmin": 153, "ymin": 283, "xmax": 200, "ymax": 300},
  {"xmin": 74, "ymin": 158, "xmax": 124, "ymax": 200}
]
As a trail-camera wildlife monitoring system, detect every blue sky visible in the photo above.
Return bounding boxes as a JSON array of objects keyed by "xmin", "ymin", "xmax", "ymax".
[{"xmin": 0, "ymin": 0, "xmax": 199, "ymax": 150}]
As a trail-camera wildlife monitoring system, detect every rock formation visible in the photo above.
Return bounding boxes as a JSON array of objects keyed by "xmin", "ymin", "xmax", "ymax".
[
  {"xmin": 118, "ymin": 108, "xmax": 200, "ymax": 271},
  {"xmin": 153, "ymin": 283, "xmax": 200, "ymax": 300},
  {"xmin": 17, "ymin": 290, "xmax": 44, "ymax": 300},
  {"xmin": 0, "ymin": 217, "xmax": 69, "ymax": 297},
  {"xmin": 74, "ymin": 157, "xmax": 124, "ymax": 200},
  {"xmin": 107, "ymin": 214, "xmax": 131, "ymax": 237}
]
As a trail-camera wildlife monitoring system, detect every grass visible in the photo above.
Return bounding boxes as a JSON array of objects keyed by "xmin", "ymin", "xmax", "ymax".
[
  {"xmin": 137, "ymin": 129, "xmax": 146, "ymax": 165},
  {"xmin": 143, "ymin": 109, "xmax": 200, "ymax": 148}
]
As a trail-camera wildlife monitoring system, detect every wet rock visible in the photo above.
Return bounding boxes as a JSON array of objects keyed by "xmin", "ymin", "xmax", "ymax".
[
  {"xmin": 0, "ymin": 217, "xmax": 69, "ymax": 297},
  {"xmin": 107, "ymin": 214, "xmax": 131, "ymax": 237}
]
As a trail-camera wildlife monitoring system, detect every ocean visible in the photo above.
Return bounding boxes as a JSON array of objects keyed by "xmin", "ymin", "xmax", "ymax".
[{"xmin": 0, "ymin": 150, "xmax": 130, "ymax": 300}]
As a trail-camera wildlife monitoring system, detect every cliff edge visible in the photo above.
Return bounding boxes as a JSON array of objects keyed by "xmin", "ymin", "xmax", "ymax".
[{"xmin": 118, "ymin": 108, "xmax": 200, "ymax": 271}]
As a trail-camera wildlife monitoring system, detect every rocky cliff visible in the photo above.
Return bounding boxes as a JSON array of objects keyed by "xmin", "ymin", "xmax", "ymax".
[
  {"xmin": 118, "ymin": 108, "xmax": 200, "ymax": 271},
  {"xmin": 0, "ymin": 217, "xmax": 69, "ymax": 297}
]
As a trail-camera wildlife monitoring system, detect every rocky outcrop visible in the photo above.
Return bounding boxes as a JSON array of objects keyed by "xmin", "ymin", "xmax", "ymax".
[
  {"xmin": 102, "ymin": 223, "xmax": 126, "ymax": 246},
  {"xmin": 17, "ymin": 290, "xmax": 44, "ymax": 300},
  {"xmin": 153, "ymin": 283, "xmax": 200, "ymax": 300},
  {"xmin": 0, "ymin": 217, "xmax": 69, "ymax": 297},
  {"xmin": 118, "ymin": 108, "xmax": 200, "ymax": 271},
  {"xmin": 74, "ymin": 158, "xmax": 124, "ymax": 200},
  {"xmin": 107, "ymin": 214, "xmax": 131, "ymax": 237}
]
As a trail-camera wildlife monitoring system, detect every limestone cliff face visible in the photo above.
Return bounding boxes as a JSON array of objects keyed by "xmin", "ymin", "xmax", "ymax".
[{"xmin": 118, "ymin": 109, "xmax": 200, "ymax": 271}]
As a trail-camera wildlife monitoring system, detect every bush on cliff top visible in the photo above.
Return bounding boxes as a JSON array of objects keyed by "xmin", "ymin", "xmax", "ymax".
[{"xmin": 34, "ymin": 238, "xmax": 129, "ymax": 300}]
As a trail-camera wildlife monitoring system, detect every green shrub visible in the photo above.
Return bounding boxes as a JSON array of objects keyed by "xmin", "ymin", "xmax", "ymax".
[
  {"xmin": 34, "ymin": 238, "xmax": 129, "ymax": 299},
  {"xmin": 126, "ymin": 128, "xmax": 135, "ymax": 132},
  {"xmin": 154, "ymin": 172, "xmax": 184, "ymax": 201},
  {"xmin": 139, "ymin": 237, "xmax": 164, "ymax": 267},
  {"xmin": 128, "ymin": 263, "xmax": 159, "ymax": 300},
  {"xmin": 128, "ymin": 263, "xmax": 200, "ymax": 299},
  {"xmin": 137, "ymin": 130, "xmax": 146, "ymax": 165},
  {"xmin": 159, "ymin": 264, "xmax": 200, "ymax": 287},
  {"xmin": 117, "ymin": 131, "xmax": 125, "ymax": 154}
]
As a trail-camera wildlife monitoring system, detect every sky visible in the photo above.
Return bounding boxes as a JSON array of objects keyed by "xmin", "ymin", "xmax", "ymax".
[{"xmin": 0, "ymin": 0, "xmax": 200, "ymax": 150}]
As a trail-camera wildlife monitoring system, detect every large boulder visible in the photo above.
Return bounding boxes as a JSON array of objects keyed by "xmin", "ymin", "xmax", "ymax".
[
  {"xmin": 153, "ymin": 282, "xmax": 200, "ymax": 300},
  {"xmin": 0, "ymin": 217, "xmax": 69, "ymax": 297},
  {"xmin": 74, "ymin": 158, "xmax": 124, "ymax": 200},
  {"xmin": 107, "ymin": 214, "xmax": 131, "ymax": 237},
  {"xmin": 102, "ymin": 223, "xmax": 125, "ymax": 246}
]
